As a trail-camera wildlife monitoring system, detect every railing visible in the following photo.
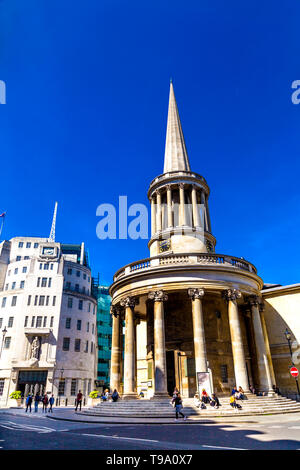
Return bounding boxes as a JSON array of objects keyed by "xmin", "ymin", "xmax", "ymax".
[{"xmin": 113, "ymin": 253, "xmax": 257, "ymax": 281}]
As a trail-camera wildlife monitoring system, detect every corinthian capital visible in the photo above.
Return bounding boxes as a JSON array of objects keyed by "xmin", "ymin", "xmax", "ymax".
[
  {"xmin": 188, "ymin": 288, "xmax": 205, "ymax": 300},
  {"xmin": 247, "ymin": 295, "xmax": 261, "ymax": 307},
  {"xmin": 110, "ymin": 305, "xmax": 121, "ymax": 317},
  {"xmin": 120, "ymin": 296, "xmax": 138, "ymax": 309},
  {"xmin": 148, "ymin": 290, "xmax": 168, "ymax": 302},
  {"xmin": 223, "ymin": 289, "xmax": 242, "ymax": 301}
]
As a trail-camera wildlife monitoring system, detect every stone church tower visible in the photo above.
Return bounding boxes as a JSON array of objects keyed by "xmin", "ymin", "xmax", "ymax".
[{"xmin": 109, "ymin": 83, "xmax": 276, "ymax": 399}]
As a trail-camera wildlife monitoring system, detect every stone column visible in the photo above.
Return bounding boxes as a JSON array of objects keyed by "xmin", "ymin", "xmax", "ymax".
[
  {"xmin": 166, "ymin": 185, "xmax": 173, "ymax": 228},
  {"xmin": 179, "ymin": 183, "xmax": 187, "ymax": 226},
  {"xmin": 223, "ymin": 289, "xmax": 250, "ymax": 392},
  {"xmin": 150, "ymin": 196, "xmax": 156, "ymax": 236},
  {"xmin": 148, "ymin": 290, "xmax": 169, "ymax": 399},
  {"xmin": 249, "ymin": 296, "xmax": 275, "ymax": 395},
  {"xmin": 110, "ymin": 305, "xmax": 121, "ymax": 393},
  {"xmin": 188, "ymin": 288, "xmax": 208, "ymax": 391},
  {"xmin": 205, "ymin": 195, "xmax": 212, "ymax": 233},
  {"xmin": 191, "ymin": 186, "xmax": 200, "ymax": 228},
  {"xmin": 120, "ymin": 296, "xmax": 138, "ymax": 399},
  {"xmin": 200, "ymin": 190, "xmax": 208, "ymax": 231},
  {"xmin": 259, "ymin": 302, "xmax": 276, "ymax": 387},
  {"xmin": 156, "ymin": 191, "xmax": 162, "ymax": 232}
]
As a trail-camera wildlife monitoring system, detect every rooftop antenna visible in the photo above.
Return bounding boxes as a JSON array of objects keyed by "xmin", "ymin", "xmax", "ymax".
[{"xmin": 48, "ymin": 202, "xmax": 58, "ymax": 242}]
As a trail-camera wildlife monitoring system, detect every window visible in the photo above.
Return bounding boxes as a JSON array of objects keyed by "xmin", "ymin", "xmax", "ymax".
[
  {"xmin": 18, "ymin": 242, "xmax": 23, "ymax": 248},
  {"xmin": 8, "ymin": 270, "xmax": 11, "ymax": 276},
  {"xmin": 62, "ymin": 337, "xmax": 70, "ymax": 351},
  {"xmin": 88, "ymin": 303, "xmax": 91, "ymax": 313},
  {"xmin": 16, "ymin": 256, "xmax": 21, "ymax": 261},
  {"xmin": 24, "ymin": 256, "xmax": 29, "ymax": 260},
  {"xmin": 24, "ymin": 316, "xmax": 28, "ymax": 327},
  {"xmin": 76, "ymin": 270, "xmax": 80, "ymax": 277},
  {"xmin": 92, "ymin": 324, "xmax": 94, "ymax": 335},
  {"xmin": 48, "ymin": 278, "xmax": 52, "ymax": 288},
  {"xmin": 50, "ymin": 264, "xmax": 53, "ymax": 270},
  {"xmin": 26, "ymin": 242, "xmax": 31, "ymax": 248},
  {"xmin": 90, "ymin": 342, "xmax": 93, "ymax": 353},
  {"xmin": 85, "ymin": 340, "xmax": 88, "ymax": 353},
  {"xmin": 65, "ymin": 318, "xmax": 71, "ymax": 329},
  {"xmin": 37, "ymin": 277, "xmax": 41, "ymax": 287},
  {"xmin": 87, "ymin": 322, "xmax": 89, "ymax": 332},
  {"xmin": 0, "ymin": 379, "xmax": 4, "ymax": 396},
  {"xmin": 221, "ymin": 364, "xmax": 228, "ymax": 383},
  {"xmin": 8, "ymin": 317, "xmax": 13, "ymax": 328},
  {"xmin": 41, "ymin": 278, "xmax": 47, "ymax": 287},
  {"xmin": 78, "ymin": 300, "xmax": 83, "ymax": 310},
  {"xmin": 50, "ymin": 316, "xmax": 54, "ymax": 327},
  {"xmin": 1, "ymin": 298, "xmax": 6, "ymax": 308},
  {"xmin": 74, "ymin": 339, "xmax": 80, "ymax": 352},
  {"xmin": 34, "ymin": 295, "xmax": 38, "ymax": 306},
  {"xmin": 11, "ymin": 296, "xmax": 17, "ymax": 307},
  {"xmin": 39, "ymin": 263, "xmax": 43, "ymax": 270},
  {"xmin": 36, "ymin": 316, "xmax": 42, "ymax": 327},
  {"xmin": 71, "ymin": 379, "xmax": 77, "ymax": 396},
  {"xmin": 44, "ymin": 264, "xmax": 49, "ymax": 270},
  {"xmin": 43, "ymin": 317, "xmax": 47, "ymax": 327},
  {"xmin": 52, "ymin": 296, "xmax": 56, "ymax": 306},
  {"xmin": 4, "ymin": 337, "xmax": 11, "ymax": 349},
  {"xmin": 67, "ymin": 297, "xmax": 73, "ymax": 308},
  {"xmin": 27, "ymin": 295, "xmax": 31, "ymax": 306},
  {"xmin": 5, "ymin": 284, "xmax": 8, "ymax": 290},
  {"xmin": 77, "ymin": 320, "xmax": 81, "ymax": 331},
  {"xmin": 58, "ymin": 380, "xmax": 65, "ymax": 396},
  {"xmin": 67, "ymin": 268, "xmax": 72, "ymax": 275},
  {"xmin": 82, "ymin": 286, "xmax": 85, "ymax": 294},
  {"xmin": 83, "ymin": 274, "xmax": 86, "ymax": 280},
  {"xmin": 11, "ymin": 282, "xmax": 16, "ymax": 290},
  {"xmin": 20, "ymin": 281, "xmax": 25, "ymax": 289},
  {"xmin": 39, "ymin": 296, "xmax": 45, "ymax": 306},
  {"xmin": 75, "ymin": 284, "xmax": 79, "ymax": 292},
  {"xmin": 14, "ymin": 268, "xmax": 18, "ymax": 275},
  {"xmin": 31, "ymin": 316, "xmax": 35, "ymax": 327},
  {"xmin": 66, "ymin": 281, "xmax": 71, "ymax": 290},
  {"xmin": 34, "ymin": 243, "xmax": 39, "ymax": 249},
  {"xmin": 22, "ymin": 266, "xmax": 27, "ymax": 273},
  {"xmin": 46, "ymin": 296, "xmax": 49, "ymax": 306}
]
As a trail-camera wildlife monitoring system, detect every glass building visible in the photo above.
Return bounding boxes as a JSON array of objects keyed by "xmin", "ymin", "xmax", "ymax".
[{"xmin": 92, "ymin": 279, "xmax": 112, "ymax": 391}]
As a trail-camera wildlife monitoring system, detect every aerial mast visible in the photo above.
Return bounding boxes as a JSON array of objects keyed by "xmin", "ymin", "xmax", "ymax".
[{"xmin": 48, "ymin": 202, "xmax": 58, "ymax": 242}]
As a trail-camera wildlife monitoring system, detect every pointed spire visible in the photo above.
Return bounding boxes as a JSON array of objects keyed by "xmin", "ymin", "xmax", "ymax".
[
  {"xmin": 163, "ymin": 82, "xmax": 191, "ymax": 173},
  {"xmin": 48, "ymin": 201, "xmax": 58, "ymax": 242}
]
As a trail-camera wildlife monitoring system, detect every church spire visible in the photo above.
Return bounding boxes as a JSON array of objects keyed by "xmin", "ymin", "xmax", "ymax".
[{"xmin": 163, "ymin": 82, "xmax": 191, "ymax": 173}]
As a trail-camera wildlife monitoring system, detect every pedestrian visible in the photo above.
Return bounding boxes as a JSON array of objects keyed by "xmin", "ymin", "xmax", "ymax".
[
  {"xmin": 34, "ymin": 393, "xmax": 41, "ymax": 413},
  {"xmin": 210, "ymin": 393, "xmax": 220, "ymax": 409},
  {"xmin": 193, "ymin": 392, "xmax": 200, "ymax": 408},
  {"xmin": 111, "ymin": 389, "xmax": 119, "ymax": 402},
  {"xmin": 25, "ymin": 394, "xmax": 33, "ymax": 413},
  {"xmin": 230, "ymin": 394, "xmax": 242, "ymax": 410},
  {"xmin": 75, "ymin": 390, "xmax": 83, "ymax": 411},
  {"xmin": 42, "ymin": 394, "xmax": 49, "ymax": 413},
  {"xmin": 48, "ymin": 394, "xmax": 55, "ymax": 413},
  {"xmin": 172, "ymin": 392, "xmax": 187, "ymax": 422}
]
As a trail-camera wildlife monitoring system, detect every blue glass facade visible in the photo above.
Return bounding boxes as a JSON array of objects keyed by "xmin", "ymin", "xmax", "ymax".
[{"xmin": 94, "ymin": 284, "xmax": 112, "ymax": 389}]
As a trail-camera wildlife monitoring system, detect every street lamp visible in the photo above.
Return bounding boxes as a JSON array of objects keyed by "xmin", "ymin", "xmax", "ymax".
[
  {"xmin": 0, "ymin": 326, "xmax": 7, "ymax": 359},
  {"xmin": 284, "ymin": 328, "xmax": 300, "ymax": 397}
]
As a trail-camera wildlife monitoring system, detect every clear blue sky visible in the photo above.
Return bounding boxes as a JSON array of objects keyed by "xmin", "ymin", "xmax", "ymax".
[{"xmin": 0, "ymin": 0, "xmax": 299, "ymax": 286}]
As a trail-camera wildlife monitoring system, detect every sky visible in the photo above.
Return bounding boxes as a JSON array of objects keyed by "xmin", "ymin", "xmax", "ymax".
[{"xmin": 0, "ymin": 0, "xmax": 299, "ymax": 286}]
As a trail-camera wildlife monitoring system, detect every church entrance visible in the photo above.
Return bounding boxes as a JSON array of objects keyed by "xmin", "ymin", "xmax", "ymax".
[
  {"xmin": 17, "ymin": 370, "xmax": 48, "ymax": 398},
  {"xmin": 166, "ymin": 350, "xmax": 176, "ymax": 396}
]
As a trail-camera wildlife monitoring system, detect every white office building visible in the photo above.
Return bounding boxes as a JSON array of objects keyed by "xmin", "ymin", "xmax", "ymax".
[{"xmin": 0, "ymin": 237, "xmax": 97, "ymax": 407}]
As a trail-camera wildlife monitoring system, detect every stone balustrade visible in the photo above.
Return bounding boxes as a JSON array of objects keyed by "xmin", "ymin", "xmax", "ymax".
[{"xmin": 113, "ymin": 252, "xmax": 257, "ymax": 282}]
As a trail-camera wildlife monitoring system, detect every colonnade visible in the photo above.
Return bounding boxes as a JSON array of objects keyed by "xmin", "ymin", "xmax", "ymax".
[
  {"xmin": 110, "ymin": 289, "xmax": 276, "ymax": 399},
  {"xmin": 150, "ymin": 184, "xmax": 212, "ymax": 235}
]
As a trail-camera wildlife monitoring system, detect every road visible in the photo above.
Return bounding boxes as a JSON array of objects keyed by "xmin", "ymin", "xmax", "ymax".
[{"xmin": 0, "ymin": 410, "xmax": 300, "ymax": 450}]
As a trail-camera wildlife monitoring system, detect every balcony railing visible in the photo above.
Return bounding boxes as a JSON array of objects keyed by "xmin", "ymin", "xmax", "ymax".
[{"xmin": 113, "ymin": 252, "xmax": 257, "ymax": 282}]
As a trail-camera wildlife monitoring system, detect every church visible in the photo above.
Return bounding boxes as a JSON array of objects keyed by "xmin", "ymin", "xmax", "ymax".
[{"xmin": 109, "ymin": 82, "xmax": 300, "ymax": 400}]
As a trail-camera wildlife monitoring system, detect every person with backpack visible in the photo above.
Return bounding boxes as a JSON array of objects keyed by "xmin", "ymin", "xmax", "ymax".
[
  {"xmin": 75, "ymin": 390, "xmax": 83, "ymax": 411},
  {"xmin": 172, "ymin": 392, "xmax": 187, "ymax": 422},
  {"xmin": 34, "ymin": 393, "xmax": 41, "ymax": 413},
  {"xmin": 42, "ymin": 394, "xmax": 49, "ymax": 413},
  {"xmin": 48, "ymin": 394, "xmax": 55, "ymax": 413},
  {"xmin": 111, "ymin": 389, "xmax": 119, "ymax": 402},
  {"xmin": 25, "ymin": 394, "xmax": 33, "ymax": 413}
]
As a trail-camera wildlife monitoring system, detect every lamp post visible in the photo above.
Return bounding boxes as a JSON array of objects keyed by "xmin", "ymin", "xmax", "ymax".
[
  {"xmin": 284, "ymin": 329, "xmax": 300, "ymax": 398},
  {"xmin": 0, "ymin": 326, "xmax": 7, "ymax": 359}
]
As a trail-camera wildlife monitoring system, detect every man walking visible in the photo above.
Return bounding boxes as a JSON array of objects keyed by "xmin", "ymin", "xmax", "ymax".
[
  {"xmin": 75, "ymin": 390, "xmax": 83, "ymax": 412},
  {"xmin": 48, "ymin": 394, "xmax": 55, "ymax": 413},
  {"xmin": 34, "ymin": 393, "xmax": 41, "ymax": 413},
  {"xmin": 25, "ymin": 394, "xmax": 33, "ymax": 413},
  {"xmin": 42, "ymin": 394, "xmax": 49, "ymax": 413}
]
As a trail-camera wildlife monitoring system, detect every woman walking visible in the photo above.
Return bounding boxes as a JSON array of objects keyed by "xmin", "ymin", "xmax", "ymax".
[{"xmin": 172, "ymin": 392, "xmax": 187, "ymax": 422}]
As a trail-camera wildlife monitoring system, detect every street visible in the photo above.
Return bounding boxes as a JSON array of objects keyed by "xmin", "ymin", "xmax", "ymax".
[{"xmin": 0, "ymin": 409, "xmax": 300, "ymax": 450}]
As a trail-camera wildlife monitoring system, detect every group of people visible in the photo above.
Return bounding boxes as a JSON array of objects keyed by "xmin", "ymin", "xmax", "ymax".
[
  {"xmin": 193, "ymin": 389, "xmax": 220, "ymax": 409},
  {"xmin": 25, "ymin": 393, "xmax": 55, "ymax": 413}
]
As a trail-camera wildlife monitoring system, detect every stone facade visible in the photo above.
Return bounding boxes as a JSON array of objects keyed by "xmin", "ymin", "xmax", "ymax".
[{"xmin": 0, "ymin": 237, "xmax": 97, "ymax": 407}]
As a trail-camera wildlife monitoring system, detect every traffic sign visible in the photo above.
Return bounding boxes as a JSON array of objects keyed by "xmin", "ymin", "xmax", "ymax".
[{"xmin": 290, "ymin": 367, "xmax": 299, "ymax": 378}]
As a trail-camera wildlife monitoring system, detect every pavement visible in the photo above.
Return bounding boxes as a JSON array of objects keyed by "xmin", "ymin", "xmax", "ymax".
[{"xmin": 1, "ymin": 406, "xmax": 300, "ymax": 450}]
